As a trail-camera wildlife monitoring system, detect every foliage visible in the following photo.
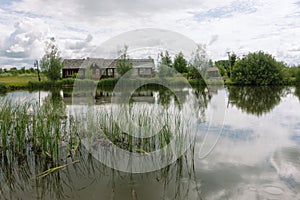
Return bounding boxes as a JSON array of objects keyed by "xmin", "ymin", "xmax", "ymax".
[
  {"xmin": 173, "ymin": 52, "xmax": 188, "ymax": 73},
  {"xmin": 281, "ymin": 66, "xmax": 299, "ymax": 84},
  {"xmin": 296, "ymin": 68, "xmax": 300, "ymax": 84},
  {"xmin": 216, "ymin": 64, "xmax": 226, "ymax": 77},
  {"xmin": 40, "ymin": 38, "xmax": 62, "ymax": 81},
  {"xmin": 0, "ymin": 67, "xmax": 37, "ymax": 75},
  {"xmin": 97, "ymin": 78, "xmax": 119, "ymax": 88},
  {"xmin": 228, "ymin": 52, "xmax": 237, "ymax": 78},
  {"xmin": 158, "ymin": 51, "xmax": 173, "ymax": 77},
  {"xmin": 0, "ymin": 82, "xmax": 6, "ymax": 92},
  {"xmin": 215, "ymin": 52, "xmax": 237, "ymax": 78},
  {"xmin": 158, "ymin": 65, "xmax": 174, "ymax": 78},
  {"xmin": 160, "ymin": 50, "xmax": 172, "ymax": 67},
  {"xmin": 187, "ymin": 66, "xmax": 202, "ymax": 79},
  {"xmin": 228, "ymin": 86, "xmax": 285, "ymax": 116},
  {"xmin": 189, "ymin": 44, "xmax": 209, "ymax": 74},
  {"xmin": 231, "ymin": 51, "xmax": 283, "ymax": 85},
  {"xmin": 215, "ymin": 60, "xmax": 229, "ymax": 75},
  {"xmin": 28, "ymin": 79, "xmax": 73, "ymax": 89},
  {"xmin": 116, "ymin": 45, "xmax": 133, "ymax": 76}
]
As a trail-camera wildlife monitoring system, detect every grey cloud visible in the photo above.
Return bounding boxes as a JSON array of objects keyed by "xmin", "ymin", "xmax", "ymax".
[
  {"xmin": 0, "ymin": 57, "xmax": 34, "ymax": 68},
  {"xmin": 11, "ymin": 0, "xmax": 198, "ymax": 18},
  {"xmin": 0, "ymin": 22, "xmax": 43, "ymax": 59},
  {"xmin": 208, "ymin": 35, "xmax": 219, "ymax": 45},
  {"xmin": 289, "ymin": 47, "xmax": 300, "ymax": 52},
  {"xmin": 65, "ymin": 34, "xmax": 93, "ymax": 50},
  {"xmin": 76, "ymin": 0, "xmax": 196, "ymax": 15}
]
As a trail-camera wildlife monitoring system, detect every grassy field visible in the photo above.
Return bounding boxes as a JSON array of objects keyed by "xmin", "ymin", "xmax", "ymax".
[{"xmin": 0, "ymin": 74, "xmax": 47, "ymax": 88}]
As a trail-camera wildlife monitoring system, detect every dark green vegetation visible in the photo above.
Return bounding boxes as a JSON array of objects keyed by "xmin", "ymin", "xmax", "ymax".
[
  {"xmin": 216, "ymin": 51, "xmax": 300, "ymax": 85},
  {"xmin": 116, "ymin": 45, "xmax": 133, "ymax": 76},
  {"xmin": 231, "ymin": 51, "xmax": 283, "ymax": 85},
  {"xmin": 0, "ymin": 82, "xmax": 6, "ymax": 92},
  {"xmin": 228, "ymin": 86, "xmax": 287, "ymax": 116},
  {"xmin": 40, "ymin": 38, "xmax": 63, "ymax": 81}
]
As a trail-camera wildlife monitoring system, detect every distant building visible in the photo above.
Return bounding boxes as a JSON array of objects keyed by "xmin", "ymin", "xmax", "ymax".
[
  {"xmin": 207, "ymin": 67, "xmax": 223, "ymax": 80},
  {"xmin": 62, "ymin": 58, "xmax": 154, "ymax": 79}
]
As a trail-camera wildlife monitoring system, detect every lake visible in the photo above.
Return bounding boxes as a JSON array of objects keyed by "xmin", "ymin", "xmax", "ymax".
[{"xmin": 0, "ymin": 85, "xmax": 300, "ymax": 199}]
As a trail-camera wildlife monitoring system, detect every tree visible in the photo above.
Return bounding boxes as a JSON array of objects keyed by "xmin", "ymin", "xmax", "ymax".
[
  {"xmin": 160, "ymin": 51, "xmax": 172, "ymax": 67},
  {"xmin": 158, "ymin": 51, "xmax": 173, "ymax": 77},
  {"xmin": 228, "ymin": 52, "xmax": 237, "ymax": 78},
  {"xmin": 40, "ymin": 38, "xmax": 62, "ymax": 81},
  {"xmin": 187, "ymin": 44, "xmax": 209, "ymax": 82},
  {"xmin": 173, "ymin": 52, "xmax": 188, "ymax": 73},
  {"xmin": 116, "ymin": 45, "xmax": 133, "ymax": 76},
  {"xmin": 189, "ymin": 44, "xmax": 209, "ymax": 74},
  {"xmin": 215, "ymin": 60, "xmax": 229, "ymax": 77},
  {"xmin": 231, "ymin": 51, "xmax": 283, "ymax": 85},
  {"xmin": 296, "ymin": 67, "xmax": 300, "ymax": 83}
]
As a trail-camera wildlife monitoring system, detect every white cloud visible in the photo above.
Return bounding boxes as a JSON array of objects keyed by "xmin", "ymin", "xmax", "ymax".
[{"xmin": 0, "ymin": 0, "xmax": 299, "ymax": 68}]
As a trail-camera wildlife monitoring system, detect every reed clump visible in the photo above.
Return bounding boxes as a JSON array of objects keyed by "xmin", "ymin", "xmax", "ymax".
[{"xmin": 0, "ymin": 99, "xmax": 80, "ymax": 163}]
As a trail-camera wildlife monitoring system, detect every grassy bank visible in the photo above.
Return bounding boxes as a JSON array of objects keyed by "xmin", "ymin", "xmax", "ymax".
[
  {"xmin": 0, "ymin": 75, "xmax": 212, "ymax": 92},
  {"xmin": 0, "ymin": 74, "xmax": 47, "ymax": 90}
]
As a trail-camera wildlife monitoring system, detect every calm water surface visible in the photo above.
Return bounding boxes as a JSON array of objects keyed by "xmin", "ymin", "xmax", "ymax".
[{"xmin": 0, "ymin": 86, "xmax": 300, "ymax": 200}]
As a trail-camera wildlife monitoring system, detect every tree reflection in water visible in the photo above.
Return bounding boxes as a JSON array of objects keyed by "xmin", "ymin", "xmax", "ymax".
[
  {"xmin": 228, "ymin": 86, "xmax": 287, "ymax": 116},
  {"xmin": 295, "ymin": 85, "xmax": 300, "ymax": 102}
]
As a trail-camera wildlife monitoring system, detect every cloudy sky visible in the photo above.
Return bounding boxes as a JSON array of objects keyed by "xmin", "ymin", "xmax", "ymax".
[{"xmin": 0, "ymin": 0, "xmax": 299, "ymax": 68}]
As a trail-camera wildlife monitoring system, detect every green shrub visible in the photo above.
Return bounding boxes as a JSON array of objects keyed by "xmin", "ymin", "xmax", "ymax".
[
  {"xmin": 231, "ymin": 51, "xmax": 283, "ymax": 85},
  {"xmin": 97, "ymin": 78, "xmax": 119, "ymax": 87},
  {"xmin": 0, "ymin": 82, "xmax": 7, "ymax": 92},
  {"xmin": 296, "ymin": 69, "xmax": 300, "ymax": 84}
]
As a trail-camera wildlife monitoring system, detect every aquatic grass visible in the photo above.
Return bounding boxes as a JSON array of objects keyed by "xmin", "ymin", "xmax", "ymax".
[
  {"xmin": 73, "ymin": 91, "xmax": 198, "ymax": 163},
  {"xmin": 35, "ymin": 160, "xmax": 80, "ymax": 179},
  {"xmin": 0, "ymin": 99, "xmax": 81, "ymax": 164}
]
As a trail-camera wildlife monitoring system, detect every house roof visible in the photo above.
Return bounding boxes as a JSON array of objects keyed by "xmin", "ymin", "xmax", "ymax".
[
  {"xmin": 62, "ymin": 59, "xmax": 85, "ymax": 69},
  {"xmin": 63, "ymin": 58, "xmax": 154, "ymax": 69},
  {"xmin": 207, "ymin": 67, "xmax": 219, "ymax": 72}
]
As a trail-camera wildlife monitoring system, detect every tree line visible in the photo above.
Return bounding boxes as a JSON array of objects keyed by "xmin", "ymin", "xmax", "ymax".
[
  {"xmin": 215, "ymin": 51, "xmax": 300, "ymax": 85},
  {"xmin": 37, "ymin": 38, "xmax": 300, "ymax": 85}
]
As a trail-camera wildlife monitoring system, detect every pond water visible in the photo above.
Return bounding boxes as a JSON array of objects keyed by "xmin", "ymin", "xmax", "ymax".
[{"xmin": 1, "ymin": 85, "xmax": 300, "ymax": 200}]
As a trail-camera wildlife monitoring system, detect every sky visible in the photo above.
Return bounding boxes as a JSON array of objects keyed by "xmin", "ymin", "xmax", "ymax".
[{"xmin": 0, "ymin": 0, "xmax": 300, "ymax": 69}]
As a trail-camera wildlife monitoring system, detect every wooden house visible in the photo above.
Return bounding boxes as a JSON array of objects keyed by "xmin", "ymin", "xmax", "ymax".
[{"xmin": 62, "ymin": 58, "xmax": 154, "ymax": 79}]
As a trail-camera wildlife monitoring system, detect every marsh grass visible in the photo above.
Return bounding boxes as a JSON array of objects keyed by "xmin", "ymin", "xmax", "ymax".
[
  {"xmin": 0, "ymin": 87, "xmax": 206, "ymax": 199},
  {"xmin": 0, "ymin": 99, "xmax": 80, "ymax": 164},
  {"xmin": 73, "ymin": 91, "xmax": 198, "ymax": 165}
]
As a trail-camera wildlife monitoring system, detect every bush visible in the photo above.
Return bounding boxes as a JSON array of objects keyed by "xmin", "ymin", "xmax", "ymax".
[
  {"xmin": 296, "ymin": 69, "xmax": 300, "ymax": 84},
  {"xmin": 28, "ymin": 78, "xmax": 76, "ymax": 89},
  {"xmin": 97, "ymin": 78, "xmax": 119, "ymax": 87},
  {"xmin": 0, "ymin": 82, "xmax": 7, "ymax": 92},
  {"xmin": 231, "ymin": 51, "xmax": 283, "ymax": 85}
]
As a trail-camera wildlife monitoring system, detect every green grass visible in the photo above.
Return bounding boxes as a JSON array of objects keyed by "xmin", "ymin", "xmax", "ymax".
[{"xmin": 0, "ymin": 74, "xmax": 47, "ymax": 89}]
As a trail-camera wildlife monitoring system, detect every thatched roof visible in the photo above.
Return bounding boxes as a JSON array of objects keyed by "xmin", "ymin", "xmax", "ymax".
[{"xmin": 63, "ymin": 58, "xmax": 154, "ymax": 69}]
